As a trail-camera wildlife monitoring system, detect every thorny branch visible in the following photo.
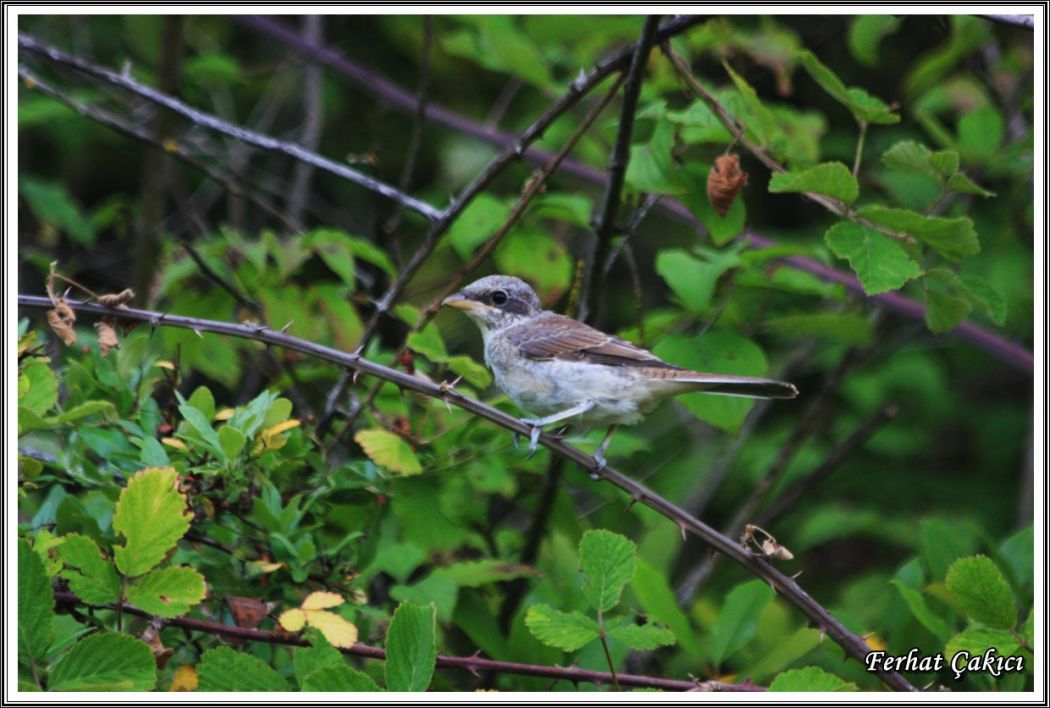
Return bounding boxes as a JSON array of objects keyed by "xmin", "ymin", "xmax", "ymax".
[
  {"xmin": 19, "ymin": 295, "xmax": 916, "ymax": 692},
  {"xmin": 241, "ymin": 15, "xmax": 1034, "ymax": 375},
  {"xmin": 18, "ymin": 33, "xmax": 442, "ymax": 222},
  {"xmin": 51, "ymin": 592, "xmax": 758, "ymax": 691}
]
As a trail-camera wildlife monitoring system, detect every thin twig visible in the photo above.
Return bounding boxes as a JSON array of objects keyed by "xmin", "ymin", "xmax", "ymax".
[
  {"xmin": 852, "ymin": 120, "xmax": 868, "ymax": 177},
  {"xmin": 581, "ymin": 15, "xmax": 660, "ymax": 323},
  {"xmin": 977, "ymin": 14, "xmax": 1035, "ymax": 30},
  {"xmin": 51, "ymin": 591, "xmax": 754, "ymax": 691},
  {"xmin": 20, "ymin": 295, "xmax": 916, "ymax": 692},
  {"xmin": 18, "ymin": 33, "xmax": 442, "ymax": 222},
  {"xmin": 237, "ymin": 17, "xmax": 1035, "ymax": 375},
  {"xmin": 287, "ymin": 15, "xmax": 325, "ymax": 227}
]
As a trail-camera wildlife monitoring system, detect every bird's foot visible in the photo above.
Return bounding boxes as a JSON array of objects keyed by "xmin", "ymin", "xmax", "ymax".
[
  {"xmin": 518, "ymin": 419, "xmax": 544, "ymax": 459},
  {"xmin": 588, "ymin": 451, "xmax": 607, "ymax": 481}
]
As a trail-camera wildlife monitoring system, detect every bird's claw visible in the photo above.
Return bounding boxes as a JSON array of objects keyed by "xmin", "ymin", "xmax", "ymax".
[
  {"xmin": 589, "ymin": 451, "xmax": 608, "ymax": 480},
  {"xmin": 519, "ymin": 419, "xmax": 543, "ymax": 459}
]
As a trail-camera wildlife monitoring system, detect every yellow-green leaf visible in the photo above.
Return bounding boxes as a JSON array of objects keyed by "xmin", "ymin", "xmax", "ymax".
[
  {"xmin": 112, "ymin": 467, "xmax": 192, "ymax": 577},
  {"xmin": 355, "ymin": 429, "xmax": 423, "ymax": 476}
]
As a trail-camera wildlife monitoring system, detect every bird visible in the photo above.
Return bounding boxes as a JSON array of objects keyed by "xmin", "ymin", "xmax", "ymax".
[{"xmin": 442, "ymin": 275, "xmax": 798, "ymax": 469}]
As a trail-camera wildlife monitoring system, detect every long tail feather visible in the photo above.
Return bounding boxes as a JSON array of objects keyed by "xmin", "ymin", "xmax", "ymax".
[{"xmin": 676, "ymin": 373, "xmax": 799, "ymax": 399}]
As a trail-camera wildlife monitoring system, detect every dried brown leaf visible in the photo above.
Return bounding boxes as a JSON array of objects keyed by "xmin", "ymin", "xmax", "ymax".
[
  {"xmin": 707, "ymin": 153, "xmax": 748, "ymax": 217},
  {"xmin": 95, "ymin": 318, "xmax": 119, "ymax": 356}
]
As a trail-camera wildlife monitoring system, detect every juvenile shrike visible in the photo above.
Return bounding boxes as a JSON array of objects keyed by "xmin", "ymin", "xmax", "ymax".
[{"xmin": 443, "ymin": 275, "xmax": 798, "ymax": 468}]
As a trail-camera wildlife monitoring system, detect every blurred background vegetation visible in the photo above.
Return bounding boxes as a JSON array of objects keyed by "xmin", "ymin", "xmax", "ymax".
[{"xmin": 17, "ymin": 13, "xmax": 1034, "ymax": 692}]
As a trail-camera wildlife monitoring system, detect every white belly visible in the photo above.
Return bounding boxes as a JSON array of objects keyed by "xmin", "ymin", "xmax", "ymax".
[{"xmin": 484, "ymin": 334, "xmax": 676, "ymax": 426}]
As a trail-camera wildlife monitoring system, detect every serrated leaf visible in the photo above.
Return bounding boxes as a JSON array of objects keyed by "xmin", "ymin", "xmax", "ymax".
[
  {"xmin": 57, "ymin": 533, "xmax": 121, "ymax": 605},
  {"xmin": 385, "ymin": 602, "xmax": 437, "ymax": 692},
  {"xmin": 302, "ymin": 664, "xmax": 381, "ymax": 692},
  {"xmin": 925, "ymin": 289, "xmax": 972, "ymax": 333},
  {"xmin": 112, "ymin": 467, "xmax": 192, "ymax": 577},
  {"xmin": 633, "ymin": 557, "xmax": 701, "ymax": 657},
  {"xmin": 652, "ymin": 330, "xmax": 767, "ymax": 433},
  {"xmin": 197, "ymin": 646, "xmax": 290, "ymax": 691},
  {"xmin": 48, "ymin": 632, "xmax": 156, "ymax": 691},
  {"xmin": 707, "ymin": 579, "xmax": 775, "ymax": 665},
  {"xmin": 769, "ymin": 666, "xmax": 857, "ymax": 691},
  {"xmin": 354, "ymin": 429, "xmax": 423, "ymax": 476},
  {"xmin": 857, "ymin": 206, "xmax": 979, "ymax": 260},
  {"xmin": 881, "ymin": 140, "xmax": 951, "ymax": 181},
  {"xmin": 825, "ymin": 221, "xmax": 921, "ymax": 295},
  {"xmin": 949, "ymin": 273, "xmax": 1007, "ymax": 325},
  {"xmin": 524, "ymin": 604, "xmax": 600, "ymax": 652},
  {"xmin": 18, "ymin": 537, "xmax": 54, "ymax": 664},
  {"xmin": 607, "ymin": 622, "xmax": 676, "ymax": 650},
  {"xmin": 19, "ymin": 361, "xmax": 57, "ymax": 416},
  {"xmin": 293, "ymin": 641, "xmax": 343, "ymax": 689},
  {"xmin": 279, "ymin": 608, "xmax": 307, "ymax": 632},
  {"xmin": 768, "ymin": 162, "xmax": 859, "ymax": 204},
  {"xmin": 52, "ymin": 400, "xmax": 116, "ymax": 425},
  {"xmin": 406, "ymin": 324, "xmax": 449, "ymax": 363},
  {"xmin": 889, "ymin": 579, "xmax": 950, "ymax": 642},
  {"xmin": 579, "ymin": 530, "xmax": 636, "ymax": 613},
  {"xmin": 127, "ymin": 566, "xmax": 207, "ymax": 618},
  {"xmin": 945, "ymin": 627, "xmax": 1020, "ymax": 660},
  {"xmin": 302, "ymin": 591, "xmax": 344, "ymax": 611},
  {"xmin": 169, "ymin": 665, "xmax": 198, "ymax": 691},
  {"xmin": 945, "ymin": 556, "xmax": 1017, "ymax": 629}
]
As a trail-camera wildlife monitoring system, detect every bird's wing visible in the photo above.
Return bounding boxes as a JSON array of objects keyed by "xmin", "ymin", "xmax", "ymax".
[{"xmin": 508, "ymin": 312, "xmax": 680, "ymax": 369}]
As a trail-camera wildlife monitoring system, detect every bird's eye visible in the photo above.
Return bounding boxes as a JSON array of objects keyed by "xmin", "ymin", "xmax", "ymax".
[{"xmin": 491, "ymin": 290, "xmax": 509, "ymax": 306}]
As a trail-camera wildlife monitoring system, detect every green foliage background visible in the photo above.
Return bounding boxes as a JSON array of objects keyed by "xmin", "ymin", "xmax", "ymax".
[{"xmin": 17, "ymin": 14, "xmax": 1034, "ymax": 692}]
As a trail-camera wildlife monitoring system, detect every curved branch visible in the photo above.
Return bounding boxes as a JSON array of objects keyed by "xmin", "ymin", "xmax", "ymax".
[
  {"xmin": 241, "ymin": 16, "xmax": 1033, "ymax": 375},
  {"xmin": 53, "ymin": 591, "xmax": 749, "ymax": 691},
  {"xmin": 17, "ymin": 33, "xmax": 442, "ymax": 222},
  {"xmin": 20, "ymin": 295, "xmax": 915, "ymax": 692}
]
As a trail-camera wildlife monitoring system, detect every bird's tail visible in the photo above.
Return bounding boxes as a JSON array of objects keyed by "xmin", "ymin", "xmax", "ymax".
[{"xmin": 674, "ymin": 372, "xmax": 799, "ymax": 399}]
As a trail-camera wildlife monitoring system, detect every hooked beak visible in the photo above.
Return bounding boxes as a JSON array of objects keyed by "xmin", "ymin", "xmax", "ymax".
[{"xmin": 441, "ymin": 292, "xmax": 481, "ymax": 311}]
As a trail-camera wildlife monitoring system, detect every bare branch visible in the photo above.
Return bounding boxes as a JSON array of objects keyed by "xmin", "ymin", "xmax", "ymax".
[
  {"xmin": 978, "ymin": 14, "xmax": 1034, "ymax": 30},
  {"xmin": 581, "ymin": 15, "xmax": 661, "ymax": 322},
  {"xmin": 19, "ymin": 294, "xmax": 916, "ymax": 692},
  {"xmin": 53, "ymin": 591, "xmax": 740, "ymax": 691},
  {"xmin": 287, "ymin": 15, "xmax": 326, "ymax": 227},
  {"xmin": 18, "ymin": 33, "xmax": 443, "ymax": 222}
]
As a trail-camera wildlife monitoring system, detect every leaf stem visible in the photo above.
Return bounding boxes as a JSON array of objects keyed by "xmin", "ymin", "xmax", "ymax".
[
  {"xmin": 852, "ymin": 120, "xmax": 868, "ymax": 177},
  {"xmin": 596, "ymin": 609, "xmax": 621, "ymax": 692}
]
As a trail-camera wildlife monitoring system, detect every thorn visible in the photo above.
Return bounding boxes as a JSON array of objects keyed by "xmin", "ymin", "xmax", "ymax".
[
  {"xmin": 678, "ymin": 523, "xmax": 687, "ymax": 541},
  {"xmin": 791, "ymin": 570, "xmax": 803, "ymax": 580},
  {"xmin": 279, "ymin": 321, "xmax": 293, "ymax": 333},
  {"xmin": 352, "ymin": 370, "xmax": 361, "ymax": 385},
  {"xmin": 121, "ymin": 59, "xmax": 133, "ymax": 77},
  {"xmin": 626, "ymin": 493, "xmax": 645, "ymax": 510},
  {"xmin": 512, "ymin": 141, "xmax": 525, "ymax": 157},
  {"xmin": 192, "ymin": 328, "xmax": 203, "ymax": 339},
  {"xmin": 819, "ymin": 627, "xmax": 827, "ymax": 642}
]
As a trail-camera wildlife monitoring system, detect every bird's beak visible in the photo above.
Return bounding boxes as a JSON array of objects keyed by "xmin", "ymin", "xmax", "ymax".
[{"xmin": 441, "ymin": 292, "xmax": 480, "ymax": 311}]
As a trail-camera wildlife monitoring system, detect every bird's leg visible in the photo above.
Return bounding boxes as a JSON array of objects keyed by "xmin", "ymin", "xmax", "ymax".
[
  {"xmin": 591, "ymin": 425, "xmax": 619, "ymax": 476},
  {"xmin": 519, "ymin": 401, "xmax": 596, "ymax": 459}
]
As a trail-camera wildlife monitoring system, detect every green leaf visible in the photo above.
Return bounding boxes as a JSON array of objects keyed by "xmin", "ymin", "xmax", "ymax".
[
  {"xmin": 955, "ymin": 273, "xmax": 1007, "ymax": 325},
  {"xmin": 889, "ymin": 579, "xmax": 951, "ymax": 642},
  {"xmin": 524, "ymin": 604, "xmax": 600, "ymax": 652},
  {"xmin": 768, "ymin": 162, "xmax": 859, "ymax": 204},
  {"xmin": 302, "ymin": 664, "xmax": 382, "ymax": 692},
  {"xmin": 390, "ymin": 575, "xmax": 458, "ymax": 623},
  {"xmin": 112, "ymin": 467, "xmax": 192, "ymax": 577},
  {"xmin": 625, "ymin": 117, "xmax": 686, "ymax": 194},
  {"xmin": 493, "ymin": 227, "xmax": 573, "ymax": 297},
  {"xmin": 184, "ymin": 52, "xmax": 242, "ymax": 87},
  {"xmin": 57, "ymin": 534, "xmax": 121, "ymax": 605},
  {"xmin": 769, "ymin": 666, "xmax": 857, "ymax": 691},
  {"xmin": 925, "ymin": 289, "xmax": 972, "ymax": 334},
  {"xmin": 881, "ymin": 141, "xmax": 955, "ymax": 181},
  {"xmin": 19, "ymin": 360, "xmax": 57, "ymax": 416},
  {"xmin": 448, "ymin": 194, "xmax": 512, "ymax": 260},
  {"xmin": 920, "ymin": 518, "xmax": 979, "ymax": 580},
  {"xmin": 178, "ymin": 401, "xmax": 224, "ymax": 457},
  {"xmin": 946, "ymin": 627, "xmax": 1020, "ymax": 660},
  {"xmin": 530, "ymin": 193, "xmax": 593, "ymax": 229},
  {"xmin": 445, "ymin": 355, "xmax": 492, "ymax": 389},
  {"xmin": 219, "ymin": 424, "xmax": 247, "ymax": 461},
  {"xmin": 632, "ymin": 557, "xmax": 701, "ymax": 657},
  {"xmin": 947, "ymin": 172, "xmax": 995, "ymax": 198},
  {"xmin": 707, "ymin": 579, "xmax": 775, "ymax": 665},
  {"xmin": 857, "ymin": 206, "xmax": 980, "ymax": 260},
  {"xmin": 765, "ymin": 313, "xmax": 874, "ymax": 346},
  {"xmin": 48, "ymin": 632, "xmax": 156, "ymax": 691},
  {"xmin": 958, "ymin": 105, "xmax": 1004, "ymax": 164},
  {"xmin": 431, "ymin": 559, "xmax": 538, "ymax": 588},
  {"xmin": 197, "ymin": 646, "xmax": 290, "ymax": 691},
  {"xmin": 20, "ymin": 176, "xmax": 96, "ymax": 245},
  {"xmin": 797, "ymin": 50, "xmax": 899, "ymax": 124},
  {"xmin": 18, "ymin": 537, "xmax": 54, "ymax": 665},
  {"xmin": 355, "ymin": 429, "xmax": 423, "ymax": 476},
  {"xmin": 52, "ymin": 400, "xmax": 116, "ymax": 425},
  {"xmin": 406, "ymin": 324, "xmax": 449, "ymax": 363},
  {"xmin": 385, "ymin": 602, "xmax": 437, "ymax": 692},
  {"xmin": 579, "ymin": 529, "xmax": 636, "ymax": 613},
  {"xmin": 185, "ymin": 385, "xmax": 216, "ymax": 421},
  {"xmin": 945, "ymin": 556, "xmax": 1018, "ymax": 629},
  {"xmin": 652, "ymin": 330, "xmax": 767, "ymax": 434},
  {"xmin": 293, "ymin": 639, "xmax": 344, "ymax": 689},
  {"xmin": 723, "ymin": 61, "xmax": 783, "ymax": 146},
  {"xmin": 305, "ymin": 228, "xmax": 357, "ymax": 288},
  {"xmin": 848, "ymin": 15, "xmax": 901, "ymax": 66},
  {"xmin": 824, "ymin": 221, "xmax": 920, "ymax": 295},
  {"xmin": 607, "ymin": 622, "xmax": 676, "ymax": 650},
  {"xmin": 654, "ymin": 247, "xmax": 741, "ymax": 313},
  {"xmin": 127, "ymin": 566, "xmax": 207, "ymax": 618}
]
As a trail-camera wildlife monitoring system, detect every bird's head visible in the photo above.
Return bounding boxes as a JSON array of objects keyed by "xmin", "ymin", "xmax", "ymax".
[{"xmin": 442, "ymin": 274, "xmax": 541, "ymax": 333}]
